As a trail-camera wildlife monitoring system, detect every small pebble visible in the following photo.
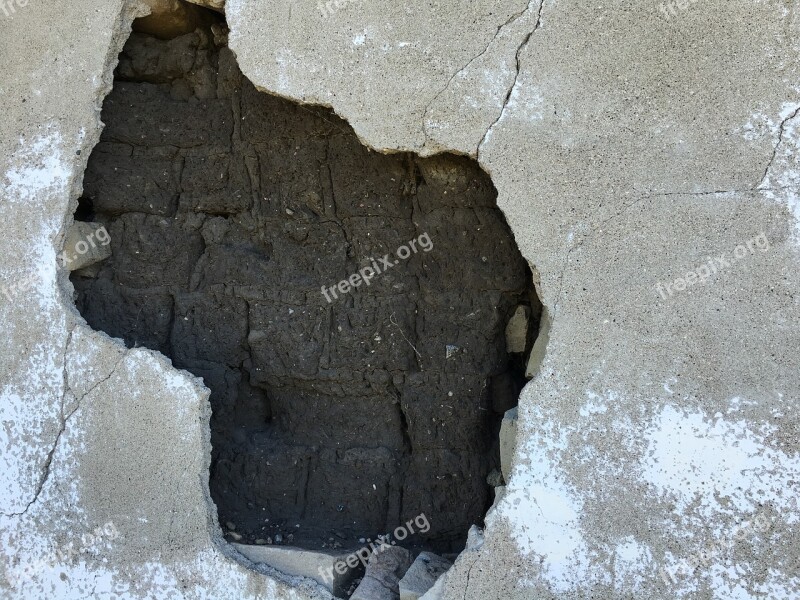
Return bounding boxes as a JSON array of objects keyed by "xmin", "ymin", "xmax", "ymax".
[
  {"xmin": 274, "ymin": 533, "xmax": 283, "ymax": 544},
  {"xmin": 225, "ymin": 521, "xmax": 236, "ymax": 531},
  {"xmin": 255, "ymin": 539, "xmax": 267, "ymax": 545},
  {"xmin": 229, "ymin": 532, "xmax": 242, "ymax": 541}
]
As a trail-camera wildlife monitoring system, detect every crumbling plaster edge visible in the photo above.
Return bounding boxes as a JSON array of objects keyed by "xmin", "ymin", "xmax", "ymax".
[
  {"xmin": 36, "ymin": 0, "xmax": 552, "ymax": 596},
  {"xmin": 36, "ymin": 1, "xmax": 335, "ymax": 596},
  {"xmin": 8, "ymin": 0, "xmax": 149, "ymax": 519},
  {"xmin": 218, "ymin": 0, "xmax": 556, "ymax": 591}
]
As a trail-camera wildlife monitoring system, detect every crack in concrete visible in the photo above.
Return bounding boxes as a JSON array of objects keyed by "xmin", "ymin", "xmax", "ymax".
[
  {"xmin": 476, "ymin": 0, "xmax": 545, "ymax": 160},
  {"xmin": 462, "ymin": 555, "xmax": 478, "ymax": 600},
  {"xmin": 756, "ymin": 105, "xmax": 800, "ymax": 190},
  {"xmin": 3, "ymin": 330, "xmax": 128, "ymax": 519},
  {"xmin": 3, "ymin": 327, "xmax": 76, "ymax": 519},
  {"xmin": 551, "ymin": 188, "xmax": 751, "ymax": 316},
  {"xmin": 420, "ymin": 0, "xmax": 535, "ymax": 148},
  {"xmin": 545, "ymin": 103, "xmax": 800, "ymax": 316}
]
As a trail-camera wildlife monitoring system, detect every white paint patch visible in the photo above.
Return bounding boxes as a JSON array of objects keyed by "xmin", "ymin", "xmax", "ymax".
[
  {"xmin": 496, "ymin": 402, "xmax": 592, "ymax": 592},
  {"xmin": 495, "ymin": 390, "xmax": 799, "ymax": 594},
  {"xmin": 707, "ymin": 564, "xmax": 800, "ymax": 599},
  {"xmin": 1, "ymin": 129, "xmax": 70, "ymax": 205},
  {"xmin": 0, "ymin": 547, "xmax": 290, "ymax": 599},
  {"xmin": 579, "ymin": 391, "xmax": 608, "ymax": 416},
  {"xmin": 615, "ymin": 537, "xmax": 649, "ymax": 563},
  {"xmin": 0, "ymin": 127, "xmax": 72, "ymax": 514},
  {"xmin": 613, "ymin": 537, "xmax": 653, "ymax": 592},
  {"xmin": 641, "ymin": 402, "xmax": 800, "ymax": 528}
]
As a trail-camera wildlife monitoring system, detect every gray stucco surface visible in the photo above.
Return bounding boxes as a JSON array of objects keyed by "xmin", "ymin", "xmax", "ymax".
[{"xmin": 1, "ymin": 0, "xmax": 799, "ymax": 598}]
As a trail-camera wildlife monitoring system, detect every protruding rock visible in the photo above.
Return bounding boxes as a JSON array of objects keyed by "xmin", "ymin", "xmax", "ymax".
[
  {"xmin": 486, "ymin": 468, "xmax": 504, "ymax": 488},
  {"xmin": 499, "ymin": 407, "xmax": 518, "ymax": 482},
  {"xmin": 63, "ymin": 222, "xmax": 111, "ymax": 272},
  {"xmin": 505, "ymin": 305, "xmax": 530, "ymax": 353},
  {"xmin": 399, "ymin": 552, "xmax": 452, "ymax": 600},
  {"xmin": 350, "ymin": 546, "xmax": 413, "ymax": 600},
  {"xmin": 187, "ymin": 0, "xmax": 225, "ymax": 11}
]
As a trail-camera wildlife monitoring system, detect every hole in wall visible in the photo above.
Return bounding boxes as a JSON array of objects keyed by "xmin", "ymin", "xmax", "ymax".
[{"xmin": 69, "ymin": 2, "xmax": 541, "ymax": 594}]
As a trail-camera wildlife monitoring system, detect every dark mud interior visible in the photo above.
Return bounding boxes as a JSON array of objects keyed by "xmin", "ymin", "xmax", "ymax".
[{"xmin": 71, "ymin": 17, "xmax": 540, "ymax": 555}]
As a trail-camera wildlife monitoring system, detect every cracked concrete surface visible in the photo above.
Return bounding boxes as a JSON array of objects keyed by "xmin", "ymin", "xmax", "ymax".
[
  {"xmin": 475, "ymin": 0, "xmax": 544, "ymax": 160},
  {"xmin": 2, "ymin": 0, "xmax": 800, "ymax": 599}
]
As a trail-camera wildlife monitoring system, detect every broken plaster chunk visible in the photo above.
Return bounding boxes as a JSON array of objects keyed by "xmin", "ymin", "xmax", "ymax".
[
  {"xmin": 465, "ymin": 525, "xmax": 485, "ymax": 552},
  {"xmin": 232, "ymin": 543, "xmax": 358, "ymax": 597},
  {"xmin": 499, "ymin": 407, "xmax": 518, "ymax": 483},
  {"xmin": 399, "ymin": 552, "xmax": 452, "ymax": 600},
  {"xmin": 351, "ymin": 546, "xmax": 414, "ymax": 600},
  {"xmin": 62, "ymin": 222, "xmax": 111, "ymax": 272},
  {"xmin": 505, "ymin": 305, "xmax": 531, "ymax": 353},
  {"xmin": 418, "ymin": 572, "xmax": 447, "ymax": 600}
]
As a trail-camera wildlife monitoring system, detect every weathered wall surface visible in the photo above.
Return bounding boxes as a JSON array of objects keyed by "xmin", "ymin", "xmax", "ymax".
[
  {"xmin": 0, "ymin": 1, "xmax": 328, "ymax": 598},
  {"xmin": 72, "ymin": 27, "xmax": 533, "ymax": 551},
  {"xmin": 1, "ymin": 0, "xmax": 799, "ymax": 599}
]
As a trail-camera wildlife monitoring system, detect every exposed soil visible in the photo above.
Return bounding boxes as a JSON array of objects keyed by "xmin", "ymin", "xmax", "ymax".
[{"xmin": 72, "ymin": 25, "xmax": 539, "ymax": 553}]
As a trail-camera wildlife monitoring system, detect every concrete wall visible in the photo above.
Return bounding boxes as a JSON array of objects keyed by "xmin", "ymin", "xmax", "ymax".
[{"xmin": 1, "ymin": 0, "xmax": 798, "ymax": 598}]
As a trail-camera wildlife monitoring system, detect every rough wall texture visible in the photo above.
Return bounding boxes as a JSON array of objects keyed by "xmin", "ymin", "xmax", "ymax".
[
  {"xmin": 1, "ymin": 0, "xmax": 799, "ymax": 600},
  {"xmin": 72, "ymin": 29, "xmax": 534, "ymax": 551}
]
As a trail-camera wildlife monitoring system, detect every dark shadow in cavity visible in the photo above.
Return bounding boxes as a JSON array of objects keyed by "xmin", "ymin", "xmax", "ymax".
[{"xmin": 71, "ymin": 15, "xmax": 541, "ymax": 557}]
